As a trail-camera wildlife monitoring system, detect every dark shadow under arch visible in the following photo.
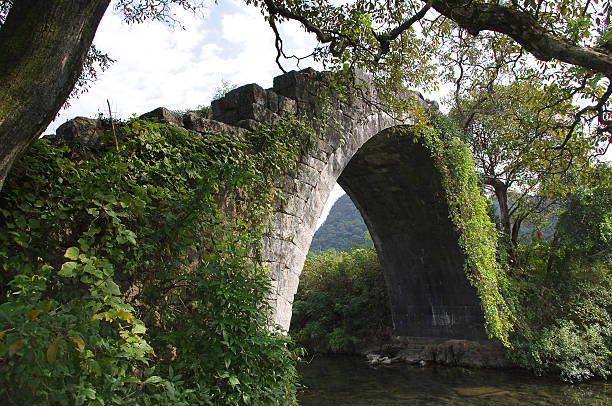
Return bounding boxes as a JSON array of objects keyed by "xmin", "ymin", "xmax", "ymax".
[{"xmin": 338, "ymin": 127, "xmax": 487, "ymax": 341}]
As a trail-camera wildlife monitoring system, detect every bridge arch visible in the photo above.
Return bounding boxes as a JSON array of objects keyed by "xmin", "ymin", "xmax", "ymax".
[{"xmin": 211, "ymin": 68, "xmax": 487, "ymax": 340}]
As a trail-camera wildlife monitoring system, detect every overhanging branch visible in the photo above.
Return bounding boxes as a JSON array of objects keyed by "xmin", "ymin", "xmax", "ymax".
[{"xmin": 427, "ymin": 0, "xmax": 612, "ymax": 76}]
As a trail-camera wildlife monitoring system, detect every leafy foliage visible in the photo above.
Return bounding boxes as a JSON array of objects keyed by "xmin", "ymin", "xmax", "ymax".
[
  {"xmin": 310, "ymin": 194, "xmax": 369, "ymax": 253},
  {"xmin": 505, "ymin": 170, "xmax": 612, "ymax": 381},
  {"xmin": 290, "ymin": 246, "xmax": 391, "ymax": 354},
  {"xmin": 0, "ymin": 116, "xmax": 314, "ymax": 404}
]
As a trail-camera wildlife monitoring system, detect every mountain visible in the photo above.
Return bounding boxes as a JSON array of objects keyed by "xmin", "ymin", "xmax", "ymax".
[{"xmin": 309, "ymin": 194, "xmax": 369, "ymax": 253}]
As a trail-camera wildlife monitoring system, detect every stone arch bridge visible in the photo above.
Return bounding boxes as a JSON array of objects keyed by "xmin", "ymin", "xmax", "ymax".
[
  {"xmin": 59, "ymin": 68, "xmax": 488, "ymax": 342},
  {"xmin": 211, "ymin": 68, "xmax": 487, "ymax": 341}
]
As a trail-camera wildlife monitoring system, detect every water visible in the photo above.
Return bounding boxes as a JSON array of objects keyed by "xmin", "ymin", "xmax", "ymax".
[{"xmin": 297, "ymin": 355, "xmax": 611, "ymax": 405}]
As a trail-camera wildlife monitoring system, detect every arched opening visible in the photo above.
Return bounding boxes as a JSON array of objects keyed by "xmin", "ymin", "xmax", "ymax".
[{"xmin": 336, "ymin": 128, "xmax": 487, "ymax": 341}]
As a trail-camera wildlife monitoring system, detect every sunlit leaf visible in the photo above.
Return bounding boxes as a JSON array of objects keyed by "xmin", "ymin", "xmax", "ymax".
[
  {"xmin": 0, "ymin": 329, "xmax": 14, "ymax": 340},
  {"xmin": 144, "ymin": 376, "xmax": 163, "ymax": 385},
  {"xmin": 68, "ymin": 335, "xmax": 85, "ymax": 352},
  {"xmin": 64, "ymin": 246, "xmax": 80, "ymax": 260},
  {"xmin": 116, "ymin": 311, "xmax": 135, "ymax": 323}
]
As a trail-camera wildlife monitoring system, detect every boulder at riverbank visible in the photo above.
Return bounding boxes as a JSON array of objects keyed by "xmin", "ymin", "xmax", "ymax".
[{"xmin": 363, "ymin": 336, "xmax": 513, "ymax": 369}]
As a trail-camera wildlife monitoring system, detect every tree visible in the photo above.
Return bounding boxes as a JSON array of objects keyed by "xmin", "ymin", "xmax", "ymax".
[
  {"xmin": 0, "ymin": 0, "xmax": 110, "ymax": 190},
  {"xmin": 0, "ymin": 0, "xmax": 201, "ymax": 191},
  {"xmin": 452, "ymin": 82, "xmax": 594, "ymax": 247},
  {"xmin": 439, "ymin": 28, "xmax": 600, "ymax": 249},
  {"xmin": 256, "ymin": 0, "xmax": 611, "ymax": 154}
]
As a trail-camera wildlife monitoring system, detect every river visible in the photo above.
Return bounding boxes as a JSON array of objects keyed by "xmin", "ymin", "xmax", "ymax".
[{"xmin": 297, "ymin": 355, "xmax": 611, "ymax": 405}]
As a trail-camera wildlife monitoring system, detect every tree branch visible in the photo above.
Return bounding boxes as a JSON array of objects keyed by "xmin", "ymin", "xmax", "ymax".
[
  {"xmin": 373, "ymin": 0, "xmax": 433, "ymax": 61},
  {"xmin": 427, "ymin": 0, "xmax": 612, "ymax": 76}
]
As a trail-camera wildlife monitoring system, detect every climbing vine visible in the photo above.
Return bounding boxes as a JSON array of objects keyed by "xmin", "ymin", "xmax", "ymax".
[
  {"xmin": 0, "ymin": 115, "xmax": 314, "ymax": 405},
  {"xmin": 421, "ymin": 112, "xmax": 514, "ymax": 346}
]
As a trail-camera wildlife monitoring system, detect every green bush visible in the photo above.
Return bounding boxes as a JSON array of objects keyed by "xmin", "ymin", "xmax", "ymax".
[
  {"xmin": 0, "ymin": 117, "xmax": 313, "ymax": 404},
  {"xmin": 506, "ymin": 176, "xmax": 612, "ymax": 381},
  {"xmin": 290, "ymin": 246, "xmax": 391, "ymax": 354}
]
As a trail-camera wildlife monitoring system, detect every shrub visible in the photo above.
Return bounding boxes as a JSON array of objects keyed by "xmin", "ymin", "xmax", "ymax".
[
  {"xmin": 0, "ymin": 117, "xmax": 313, "ymax": 404},
  {"xmin": 290, "ymin": 246, "xmax": 391, "ymax": 354},
  {"xmin": 506, "ymin": 177, "xmax": 612, "ymax": 381}
]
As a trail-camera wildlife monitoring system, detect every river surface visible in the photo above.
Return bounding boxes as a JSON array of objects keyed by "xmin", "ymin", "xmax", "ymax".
[{"xmin": 297, "ymin": 355, "xmax": 611, "ymax": 405}]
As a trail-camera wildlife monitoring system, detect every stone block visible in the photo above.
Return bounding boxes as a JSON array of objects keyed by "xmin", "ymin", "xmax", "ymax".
[
  {"xmin": 215, "ymin": 108, "xmax": 241, "ymax": 125},
  {"xmin": 235, "ymin": 119, "xmax": 259, "ymax": 131},
  {"xmin": 140, "ymin": 107, "xmax": 184, "ymax": 127},
  {"xmin": 224, "ymin": 83, "xmax": 267, "ymax": 108},
  {"xmin": 238, "ymin": 103, "xmax": 281, "ymax": 124},
  {"xmin": 294, "ymin": 180, "xmax": 314, "ymax": 200},
  {"xmin": 300, "ymin": 154, "xmax": 326, "ymax": 172},
  {"xmin": 210, "ymin": 98, "xmax": 225, "ymax": 120},
  {"xmin": 277, "ymin": 95, "xmax": 297, "ymax": 115},
  {"xmin": 182, "ymin": 112, "xmax": 247, "ymax": 138},
  {"xmin": 296, "ymin": 162, "xmax": 320, "ymax": 187},
  {"xmin": 269, "ymin": 213, "xmax": 303, "ymax": 241},
  {"xmin": 279, "ymin": 194, "xmax": 307, "ymax": 217},
  {"xmin": 261, "ymin": 236, "xmax": 297, "ymax": 263},
  {"xmin": 266, "ymin": 90, "xmax": 279, "ymax": 113},
  {"xmin": 272, "ymin": 70, "xmax": 298, "ymax": 97}
]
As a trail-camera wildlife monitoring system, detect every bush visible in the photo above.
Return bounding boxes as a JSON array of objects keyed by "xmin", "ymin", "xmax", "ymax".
[
  {"xmin": 290, "ymin": 246, "xmax": 391, "ymax": 354},
  {"xmin": 506, "ymin": 177, "xmax": 612, "ymax": 381},
  {"xmin": 0, "ymin": 117, "xmax": 313, "ymax": 404}
]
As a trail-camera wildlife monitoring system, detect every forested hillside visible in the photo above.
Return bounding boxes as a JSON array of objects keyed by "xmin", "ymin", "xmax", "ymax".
[{"xmin": 310, "ymin": 194, "xmax": 369, "ymax": 253}]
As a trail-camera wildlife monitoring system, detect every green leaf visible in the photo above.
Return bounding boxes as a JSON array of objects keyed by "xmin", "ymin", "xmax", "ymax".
[
  {"xmin": 144, "ymin": 376, "xmax": 163, "ymax": 385},
  {"xmin": 58, "ymin": 261, "xmax": 78, "ymax": 277},
  {"xmin": 83, "ymin": 264, "xmax": 102, "ymax": 278},
  {"xmin": 64, "ymin": 246, "xmax": 80, "ymax": 260},
  {"xmin": 132, "ymin": 322, "xmax": 147, "ymax": 335},
  {"xmin": 229, "ymin": 375, "xmax": 240, "ymax": 386}
]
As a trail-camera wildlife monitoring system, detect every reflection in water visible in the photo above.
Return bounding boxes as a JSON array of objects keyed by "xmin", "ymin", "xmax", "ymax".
[{"xmin": 297, "ymin": 356, "xmax": 611, "ymax": 405}]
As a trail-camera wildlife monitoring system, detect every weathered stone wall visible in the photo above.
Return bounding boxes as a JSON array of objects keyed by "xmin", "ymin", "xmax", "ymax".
[{"xmin": 55, "ymin": 68, "xmax": 488, "ymax": 342}]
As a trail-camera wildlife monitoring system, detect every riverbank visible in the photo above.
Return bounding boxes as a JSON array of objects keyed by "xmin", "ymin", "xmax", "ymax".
[{"xmin": 361, "ymin": 336, "xmax": 512, "ymax": 369}]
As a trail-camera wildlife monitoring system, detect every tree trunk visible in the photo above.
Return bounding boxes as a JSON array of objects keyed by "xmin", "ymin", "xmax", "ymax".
[
  {"xmin": 511, "ymin": 216, "xmax": 524, "ymax": 247},
  {"xmin": 0, "ymin": 0, "xmax": 110, "ymax": 190},
  {"xmin": 486, "ymin": 177, "xmax": 511, "ymax": 238}
]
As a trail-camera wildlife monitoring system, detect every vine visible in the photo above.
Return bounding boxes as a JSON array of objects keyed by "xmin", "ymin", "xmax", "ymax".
[
  {"xmin": 0, "ymin": 115, "xmax": 314, "ymax": 405},
  {"xmin": 421, "ymin": 111, "xmax": 514, "ymax": 346}
]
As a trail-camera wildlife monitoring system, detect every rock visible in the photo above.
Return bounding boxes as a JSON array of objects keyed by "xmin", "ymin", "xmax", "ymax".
[
  {"xmin": 277, "ymin": 95, "xmax": 297, "ymax": 115},
  {"xmin": 223, "ymin": 83, "xmax": 267, "ymax": 109},
  {"xmin": 423, "ymin": 339, "xmax": 512, "ymax": 368},
  {"xmin": 56, "ymin": 117, "xmax": 106, "ymax": 152},
  {"xmin": 235, "ymin": 119, "xmax": 260, "ymax": 131},
  {"xmin": 139, "ymin": 107, "xmax": 183, "ymax": 127}
]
